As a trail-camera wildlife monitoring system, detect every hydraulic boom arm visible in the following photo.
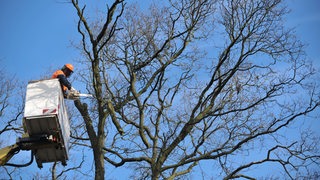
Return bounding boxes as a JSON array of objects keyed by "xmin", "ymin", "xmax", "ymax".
[
  {"xmin": 0, "ymin": 144, "xmax": 20, "ymax": 166},
  {"xmin": 0, "ymin": 135, "xmax": 61, "ymax": 167}
]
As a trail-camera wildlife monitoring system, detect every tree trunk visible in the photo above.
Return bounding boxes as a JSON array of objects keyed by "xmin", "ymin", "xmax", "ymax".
[
  {"xmin": 93, "ymin": 146, "xmax": 105, "ymax": 180},
  {"xmin": 74, "ymin": 100, "xmax": 105, "ymax": 180}
]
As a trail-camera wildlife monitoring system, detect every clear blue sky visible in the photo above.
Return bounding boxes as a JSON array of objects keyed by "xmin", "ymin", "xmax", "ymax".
[
  {"xmin": 285, "ymin": 0, "xmax": 320, "ymax": 69},
  {"xmin": 0, "ymin": 0, "xmax": 319, "ymax": 178},
  {"xmin": 0, "ymin": 0, "xmax": 79, "ymax": 80}
]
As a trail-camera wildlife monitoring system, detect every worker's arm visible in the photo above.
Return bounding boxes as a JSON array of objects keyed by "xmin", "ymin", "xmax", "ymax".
[{"xmin": 56, "ymin": 74, "xmax": 72, "ymax": 90}]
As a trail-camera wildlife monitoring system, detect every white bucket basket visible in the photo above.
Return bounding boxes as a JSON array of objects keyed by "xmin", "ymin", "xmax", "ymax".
[{"xmin": 23, "ymin": 79, "xmax": 70, "ymax": 168}]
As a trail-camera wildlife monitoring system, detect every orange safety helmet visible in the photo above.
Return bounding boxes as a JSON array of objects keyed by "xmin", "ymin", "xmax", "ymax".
[{"xmin": 63, "ymin": 64, "xmax": 74, "ymax": 72}]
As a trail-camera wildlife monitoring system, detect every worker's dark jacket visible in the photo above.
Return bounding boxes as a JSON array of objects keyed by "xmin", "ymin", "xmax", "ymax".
[{"xmin": 52, "ymin": 70, "xmax": 72, "ymax": 92}]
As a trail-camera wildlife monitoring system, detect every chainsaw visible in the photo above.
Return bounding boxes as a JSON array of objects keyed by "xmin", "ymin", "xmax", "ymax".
[{"xmin": 67, "ymin": 88, "xmax": 93, "ymax": 99}]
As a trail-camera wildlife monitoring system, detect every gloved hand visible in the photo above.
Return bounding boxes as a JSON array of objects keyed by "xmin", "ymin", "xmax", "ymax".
[{"xmin": 67, "ymin": 87, "xmax": 80, "ymax": 99}]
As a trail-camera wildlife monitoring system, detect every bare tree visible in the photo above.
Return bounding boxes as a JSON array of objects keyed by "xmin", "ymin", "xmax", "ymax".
[
  {"xmin": 71, "ymin": 0, "xmax": 126, "ymax": 179},
  {"xmin": 0, "ymin": 71, "xmax": 22, "ymax": 135},
  {"xmin": 72, "ymin": 0, "xmax": 320, "ymax": 179},
  {"xmin": 0, "ymin": 65, "xmax": 25, "ymax": 177}
]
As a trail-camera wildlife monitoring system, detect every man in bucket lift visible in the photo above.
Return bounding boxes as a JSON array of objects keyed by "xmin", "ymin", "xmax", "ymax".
[
  {"xmin": 0, "ymin": 64, "xmax": 81, "ymax": 168},
  {"xmin": 52, "ymin": 63, "xmax": 79, "ymax": 99}
]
